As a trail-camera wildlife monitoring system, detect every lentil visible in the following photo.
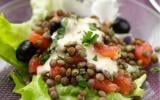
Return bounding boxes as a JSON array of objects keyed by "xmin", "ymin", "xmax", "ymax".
[
  {"xmin": 78, "ymin": 62, "xmax": 86, "ymax": 68},
  {"xmin": 72, "ymin": 69, "xmax": 79, "ymax": 76},
  {"xmin": 125, "ymin": 45, "xmax": 134, "ymax": 52},
  {"xmin": 96, "ymin": 73, "xmax": 105, "ymax": 81},
  {"xmin": 151, "ymin": 53, "xmax": 158, "ymax": 63},
  {"xmin": 87, "ymin": 63, "xmax": 95, "ymax": 69},
  {"xmin": 87, "ymin": 69, "xmax": 95, "ymax": 76},
  {"xmin": 61, "ymin": 77, "xmax": 69, "ymax": 85},
  {"xmin": 87, "ymin": 79, "xmax": 95, "ymax": 88},
  {"xmin": 67, "ymin": 47, "xmax": 76, "ymax": 56},
  {"xmin": 46, "ymin": 79, "xmax": 54, "ymax": 87},
  {"xmin": 64, "ymin": 56, "xmax": 73, "ymax": 64},
  {"xmin": 57, "ymin": 59, "xmax": 65, "ymax": 65},
  {"xmin": 54, "ymin": 75, "xmax": 61, "ymax": 83},
  {"xmin": 71, "ymin": 77, "xmax": 77, "ymax": 85},
  {"xmin": 60, "ymin": 67, "xmax": 66, "ymax": 76},
  {"xmin": 98, "ymin": 90, "xmax": 106, "ymax": 97},
  {"xmin": 49, "ymin": 86, "xmax": 56, "ymax": 93},
  {"xmin": 66, "ymin": 68, "xmax": 72, "ymax": 77},
  {"xmin": 78, "ymin": 49, "xmax": 86, "ymax": 57},
  {"xmin": 50, "ymin": 91, "xmax": 58, "ymax": 100}
]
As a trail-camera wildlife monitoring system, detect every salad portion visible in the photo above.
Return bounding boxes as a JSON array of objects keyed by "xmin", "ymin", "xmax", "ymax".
[
  {"xmin": 0, "ymin": 0, "xmax": 159, "ymax": 100},
  {"xmin": 14, "ymin": 10, "xmax": 158, "ymax": 100}
]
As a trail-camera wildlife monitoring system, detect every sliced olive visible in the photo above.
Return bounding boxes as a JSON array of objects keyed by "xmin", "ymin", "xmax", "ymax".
[
  {"xmin": 16, "ymin": 40, "xmax": 37, "ymax": 62},
  {"xmin": 50, "ymin": 21, "xmax": 61, "ymax": 35},
  {"xmin": 112, "ymin": 17, "xmax": 131, "ymax": 33}
]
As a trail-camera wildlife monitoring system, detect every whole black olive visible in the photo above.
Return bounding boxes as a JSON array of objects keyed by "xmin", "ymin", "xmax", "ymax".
[
  {"xmin": 16, "ymin": 40, "xmax": 37, "ymax": 62},
  {"xmin": 112, "ymin": 17, "xmax": 131, "ymax": 33},
  {"xmin": 50, "ymin": 21, "xmax": 61, "ymax": 35}
]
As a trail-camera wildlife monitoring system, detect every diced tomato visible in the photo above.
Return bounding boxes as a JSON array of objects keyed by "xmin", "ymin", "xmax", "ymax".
[
  {"xmin": 94, "ymin": 43, "xmax": 120, "ymax": 59},
  {"xmin": 29, "ymin": 56, "xmax": 41, "ymax": 73},
  {"xmin": 29, "ymin": 31, "xmax": 51, "ymax": 50},
  {"xmin": 113, "ymin": 74, "xmax": 134, "ymax": 95},
  {"xmin": 50, "ymin": 64, "xmax": 61, "ymax": 78},
  {"xmin": 72, "ymin": 55, "xmax": 85, "ymax": 64},
  {"xmin": 134, "ymin": 42, "xmax": 152, "ymax": 66},
  {"xmin": 94, "ymin": 79, "xmax": 119, "ymax": 93}
]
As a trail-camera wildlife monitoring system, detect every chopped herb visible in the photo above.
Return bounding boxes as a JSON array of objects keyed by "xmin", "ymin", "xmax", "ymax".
[
  {"xmin": 61, "ymin": 18, "xmax": 68, "ymax": 27},
  {"xmin": 150, "ymin": 67, "xmax": 160, "ymax": 73},
  {"xmin": 89, "ymin": 23, "xmax": 97, "ymax": 31},
  {"xmin": 57, "ymin": 27, "xmax": 65, "ymax": 38},
  {"xmin": 58, "ymin": 56, "xmax": 64, "ymax": 60},
  {"xmin": 40, "ymin": 52, "xmax": 50, "ymax": 64},
  {"xmin": 82, "ymin": 31, "xmax": 99, "ymax": 46},
  {"xmin": 92, "ymin": 55, "xmax": 98, "ymax": 61},
  {"xmin": 48, "ymin": 39, "xmax": 57, "ymax": 51},
  {"xmin": 78, "ymin": 79, "xmax": 87, "ymax": 88},
  {"xmin": 76, "ymin": 15, "xmax": 81, "ymax": 21}
]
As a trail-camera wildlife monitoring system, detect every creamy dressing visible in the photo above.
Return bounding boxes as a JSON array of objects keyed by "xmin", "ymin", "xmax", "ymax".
[
  {"xmin": 37, "ymin": 17, "xmax": 118, "ymax": 75},
  {"xmin": 86, "ymin": 46, "xmax": 118, "ymax": 75}
]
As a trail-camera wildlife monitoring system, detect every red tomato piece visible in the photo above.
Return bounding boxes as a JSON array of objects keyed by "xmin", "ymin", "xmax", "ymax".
[
  {"xmin": 29, "ymin": 31, "xmax": 51, "ymax": 50},
  {"xmin": 94, "ymin": 43, "xmax": 120, "ymax": 59},
  {"xmin": 29, "ymin": 56, "xmax": 41, "ymax": 73},
  {"xmin": 50, "ymin": 64, "xmax": 61, "ymax": 78},
  {"xmin": 94, "ymin": 79, "xmax": 119, "ymax": 93},
  {"xmin": 113, "ymin": 74, "xmax": 134, "ymax": 95},
  {"xmin": 134, "ymin": 42, "xmax": 152, "ymax": 66},
  {"xmin": 72, "ymin": 55, "xmax": 85, "ymax": 64}
]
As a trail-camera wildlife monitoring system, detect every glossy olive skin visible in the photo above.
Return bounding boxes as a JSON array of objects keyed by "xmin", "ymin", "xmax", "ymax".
[
  {"xmin": 50, "ymin": 21, "xmax": 61, "ymax": 35},
  {"xmin": 16, "ymin": 40, "xmax": 37, "ymax": 62},
  {"xmin": 112, "ymin": 17, "xmax": 131, "ymax": 33}
]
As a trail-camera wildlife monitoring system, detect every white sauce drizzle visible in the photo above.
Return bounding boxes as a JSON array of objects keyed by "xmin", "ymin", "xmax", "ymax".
[{"xmin": 37, "ymin": 17, "xmax": 118, "ymax": 75}]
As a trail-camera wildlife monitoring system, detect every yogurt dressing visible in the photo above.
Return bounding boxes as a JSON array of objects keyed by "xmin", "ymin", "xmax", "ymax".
[{"xmin": 37, "ymin": 17, "xmax": 118, "ymax": 75}]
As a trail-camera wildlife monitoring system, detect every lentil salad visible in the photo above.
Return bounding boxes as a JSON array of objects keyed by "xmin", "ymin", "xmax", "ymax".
[
  {"xmin": 0, "ymin": 0, "xmax": 159, "ymax": 100},
  {"xmin": 15, "ymin": 10, "xmax": 158, "ymax": 100}
]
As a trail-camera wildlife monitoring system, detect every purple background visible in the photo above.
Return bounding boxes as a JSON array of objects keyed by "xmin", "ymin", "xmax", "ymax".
[{"xmin": 0, "ymin": 0, "xmax": 159, "ymax": 9}]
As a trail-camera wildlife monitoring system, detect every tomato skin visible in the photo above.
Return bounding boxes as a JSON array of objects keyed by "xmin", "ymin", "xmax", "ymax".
[
  {"xmin": 29, "ymin": 56, "xmax": 41, "ymax": 73},
  {"xmin": 113, "ymin": 74, "xmax": 134, "ymax": 95},
  {"xmin": 72, "ymin": 55, "xmax": 85, "ymax": 64},
  {"xmin": 134, "ymin": 42, "xmax": 152, "ymax": 66},
  {"xmin": 50, "ymin": 64, "xmax": 61, "ymax": 78},
  {"xmin": 29, "ymin": 32, "xmax": 51, "ymax": 50},
  {"xmin": 94, "ymin": 79, "xmax": 119, "ymax": 93},
  {"xmin": 94, "ymin": 43, "xmax": 119, "ymax": 59}
]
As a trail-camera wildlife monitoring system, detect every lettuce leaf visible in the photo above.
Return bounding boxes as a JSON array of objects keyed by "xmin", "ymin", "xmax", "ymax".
[
  {"xmin": 56, "ymin": 84, "xmax": 99, "ymax": 100},
  {"xmin": 10, "ymin": 74, "xmax": 146, "ymax": 100},
  {"xmin": 106, "ymin": 93, "xmax": 131, "ymax": 100},
  {"xmin": 131, "ymin": 74, "xmax": 147, "ymax": 97},
  {"xmin": 0, "ymin": 15, "xmax": 31, "ymax": 49},
  {"xmin": 10, "ymin": 71, "xmax": 26, "ymax": 93},
  {"xmin": 0, "ymin": 0, "xmax": 53, "ymax": 68}
]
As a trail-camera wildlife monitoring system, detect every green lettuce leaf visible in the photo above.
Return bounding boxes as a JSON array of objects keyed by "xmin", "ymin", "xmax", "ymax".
[
  {"xmin": 18, "ymin": 75, "xmax": 51, "ymax": 100},
  {"xmin": 10, "ymin": 71, "xmax": 25, "ymax": 93},
  {"xmin": 0, "ymin": 15, "xmax": 31, "ymax": 49},
  {"xmin": 56, "ymin": 85, "xmax": 99, "ymax": 100},
  {"xmin": 131, "ymin": 74, "xmax": 147, "ymax": 97},
  {"xmin": 0, "ymin": 0, "xmax": 53, "ymax": 68},
  {"xmin": 106, "ymin": 93, "xmax": 131, "ymax": 100}
]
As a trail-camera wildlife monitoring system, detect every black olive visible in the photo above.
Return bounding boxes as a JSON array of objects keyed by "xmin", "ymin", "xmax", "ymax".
[
  {"xmin": 50, "ymin": 21, "xmax": 61, "ymax": 35},
  {"xmin": 16, "ymin": 40, "xmax": 37, "ymax": 62},
  {"xmin": 112, "ymin": 17, "xmax": 131, "ymax": 33}
]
